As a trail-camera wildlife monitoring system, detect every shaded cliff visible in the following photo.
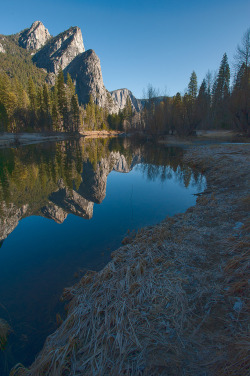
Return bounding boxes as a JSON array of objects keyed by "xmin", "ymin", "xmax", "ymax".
[
  {"xmin": 33, "ymin": 26, "xmax": 85, "ymax": 75},
  {"xmin": 64, "ymin": 49, "xmax": 112, "ymax": 108}
]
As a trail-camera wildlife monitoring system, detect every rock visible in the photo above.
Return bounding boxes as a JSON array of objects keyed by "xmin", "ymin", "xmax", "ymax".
[
  {"xmin": 19, "ymin": 21, "xmax": 51, "ymax": 51},
  {"xmin": 110, "ymin": 88, "xmax": 143, "ymax": 113},
  {"xmin": 49, "ymin": 187, "xmax": 94, "ymax": 220},
  {"xmin": 0, "ymin": 202, "xmax": 29, "ymax": 241},
  {"xmin": 113, "ymin": 154, "xmax": 131, "ymax": 173},
  {"xmin": 0, "ymin": 43, "xmax": 5, "ymax": 53},
  {"xmin": 64, "ymin": 49, "xmax": 112, "ymax": 108},
  {"xmin": 78, "ymin": 151, "xmax": 140, "ymax": 203},
  {"xmin": 33, "ymin": 26, "xmax": 84, "ymax": 74},
  {"xmin": 40, "ymin": 203, "xmax": 68, "ymax": 224}
]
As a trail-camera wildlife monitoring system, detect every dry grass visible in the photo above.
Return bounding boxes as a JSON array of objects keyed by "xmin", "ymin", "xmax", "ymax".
[{"xmin": 11, "ymin": 144, "xmax": 250, "ymax": 376}]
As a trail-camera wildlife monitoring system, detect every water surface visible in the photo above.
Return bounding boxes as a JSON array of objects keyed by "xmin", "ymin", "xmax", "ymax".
[{"xmin": 0, "ymin": 137, "xmax": 205, "ymax": 374}]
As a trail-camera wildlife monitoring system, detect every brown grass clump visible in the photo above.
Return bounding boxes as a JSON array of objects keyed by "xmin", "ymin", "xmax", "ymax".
[{"xmin": 11, "ymin": 144, "xmax": 250, "ymax": 375}]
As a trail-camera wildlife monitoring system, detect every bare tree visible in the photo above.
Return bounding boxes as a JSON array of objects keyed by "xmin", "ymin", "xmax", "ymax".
[{"xmin": 234, "ymin": 28, "xmax": 250, "ymax": 71}]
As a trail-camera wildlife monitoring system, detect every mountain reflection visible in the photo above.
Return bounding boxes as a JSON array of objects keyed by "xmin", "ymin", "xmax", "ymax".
[{"xmin": 0, "ymin": 138, "xmax": 203, "ymax": 242}]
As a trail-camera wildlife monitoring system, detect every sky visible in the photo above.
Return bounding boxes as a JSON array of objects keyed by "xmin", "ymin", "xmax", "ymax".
[{"xmin": 0, "ymin": 0, "xmax": 249, "ymax": 98}]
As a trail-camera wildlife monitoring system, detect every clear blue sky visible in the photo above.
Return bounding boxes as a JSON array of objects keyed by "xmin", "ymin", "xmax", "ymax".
[{"xmin": 1, "ymin": 0, "xmax": 249, "ymax": 98}]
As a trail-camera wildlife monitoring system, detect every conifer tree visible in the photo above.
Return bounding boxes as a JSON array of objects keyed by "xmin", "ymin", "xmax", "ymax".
[
  {"xmin": 56, "ymin": 67, "xmax": 68, "ymax": 129},
  {"xmin": 188, "ymin": 71, "xmax": 198, "ymax": 100},
  {"xmin": 212, "ymin": 53, "xmax": 231, "ymax": 127},
  {"xmin": 67, "ymin": 73, "xmax": 75, "ymax": 97},
  {"xmin": 71, "ymin": 94, "xmax": 80, "ymax": 132},
  {"xmin": 196, "ymin": 79, "xmax": 211, "ymax": 128}
]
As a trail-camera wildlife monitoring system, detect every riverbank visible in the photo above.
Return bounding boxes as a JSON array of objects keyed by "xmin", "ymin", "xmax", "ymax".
[
  {"xmin": 80, "ymin": 130, "xmax": 124, "ymax": 138},
  {"xmin": 12, "ymin": 144, "xmax": 250, "ymax": 376},
  {"xmin": 158, "ymin": 129, "xmax": 249, "ymax": 146},
  {"xmin": 0, "ymin": 132, "xmax": 71, "ymax": 149},
  {"xmin": 0, "ymin": 131, "xmax": 123, "ymax": 149}
]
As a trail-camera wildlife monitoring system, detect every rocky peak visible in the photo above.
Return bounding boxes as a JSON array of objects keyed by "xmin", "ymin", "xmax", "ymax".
[
  {"xmin": 64, "ymin": 49, "xmax": 112, "ymax": 108},
  {"xmin": 110, "ymin": 88, "xmax": 143, "ymax": 113},
  {"xmin": 18, "ymin": 21, "xmax": 51, "ymax": 51},
  {"xmin": 33, "ymin": 26, "xmax": 85, "ymax": 74}
]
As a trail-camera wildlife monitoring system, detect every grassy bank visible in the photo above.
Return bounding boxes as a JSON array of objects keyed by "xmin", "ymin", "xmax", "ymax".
[
  {"xmin": 12, "ymin": 144, "xmax": 250, "ymax": 376},
  {"xmin": 0, "ymin": 133, "xmax": 72, "ymax": 149}
]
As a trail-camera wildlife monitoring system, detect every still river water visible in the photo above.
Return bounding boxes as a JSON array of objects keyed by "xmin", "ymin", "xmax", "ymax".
[{"xmin": 0, "ymin": 137, "xmax": 205, "ymax": 374}]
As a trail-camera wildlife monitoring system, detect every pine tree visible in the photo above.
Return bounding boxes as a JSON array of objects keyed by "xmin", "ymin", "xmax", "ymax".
[
  {"xmin": 196, "ymin": 79, "xmax": 211, "ymax": 128},
  {"xmin": 212, "ymin": 53, "xmax": 231, "ymax": 127},
  {"xmin": 230, "ymin": 63, "xmax": 250, "ymax": 134},
  {"xmin": 188, "ymin": 71, "xmax": 198, "ymax": 100},
  {"xmin": 213, "ymin": 53, "xmax": 230, "ymax": 105},
  {"xmin": 71, "ymin": 94, "xmax": 80, "ymax": 132},
  {"xmin": 28, "ymin": 77, "xmax": 37, "ymax": 111},
  {"xmin": 67, "ymin": 73, "xmax": 75, "ymax": 97},
  {"xmin": 56, "ymin": 67, "xmax": 68, "ymax": 130}
]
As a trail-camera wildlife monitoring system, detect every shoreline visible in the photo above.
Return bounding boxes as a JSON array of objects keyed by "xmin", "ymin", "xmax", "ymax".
[
  {"xmin": 0, "ymin": 132, "xmax": 71, "ymax": 149},
  {"xmin": 0, "ymin": 131, "xmax": 123, "ymax": 149},
  {"xmin": 1, "ymin": 129, "xmax": 248, "ymax": 150},
  {"xmin": 10, "ymin": 144, "xmax": 250, "ymax": 375}
]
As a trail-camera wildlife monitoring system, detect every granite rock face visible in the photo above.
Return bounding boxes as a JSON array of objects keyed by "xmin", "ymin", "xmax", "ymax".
[
  {"xmin": 110, "ymin": 88, "xmax": 143, "ymax": 113},
  {"xmin": 0, "ymin": 202, "xmax": 29, "ymax": 241},
  {"xmin": 64, "ymin": 49, "xmax": 112, "ymax": 108},
  {"xmin": 33, "ymin": 26, "xmax": 85, "ymax": 74},
  {"xmin": 19, "ymin": 21, "xmax": 51, "ymax": 51},
  {"xmin": 40, "ymin": 203, "xmax": 68, "ymax": 224},
  {"xmin": 78, "ymin": 151, "xmax": 139, "ymax": 203},
  {"xmin": 0, "ymin": 43, "xmax": 5, "ymax": 53},
  {"xmin": 49, "ymin": 187, "xmax": 94, "ymax": 220}
]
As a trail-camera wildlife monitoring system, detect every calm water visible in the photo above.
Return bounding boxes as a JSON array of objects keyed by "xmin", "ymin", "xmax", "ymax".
[{"xmin": 0, "ymin": 137, "xmax": 205, "ymax": 374}]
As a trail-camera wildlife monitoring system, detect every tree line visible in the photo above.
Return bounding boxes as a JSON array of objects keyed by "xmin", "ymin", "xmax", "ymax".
[
  {"xmin": 0, "ymin": 28, "xmax": 249, "ymax": 136},
  {"xmin": 0, "ymin": 67, "xmax": 82, "ymax": 133},
  {"xmin": 139, "ymin": 28, "xmax": 249, "ymax": 136}
]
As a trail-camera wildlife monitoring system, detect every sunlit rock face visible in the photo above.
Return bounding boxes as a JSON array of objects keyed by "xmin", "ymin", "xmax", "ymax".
[
  {"xmin": 64, "ymin": 49, "xmax": 112, "ymax": 108},
  {"xmin": 40, "ymin": 203, "xmax": 68, "ymax": 224},
  {"xmin": 33, "ymin": 26, "xmax": 85, "ymax": 74},
  {"xmin": 110, "ymin": 88, "xmax": 143, "ymax": 113},
  {"xmin": 0, "ymin": 202, "xmax": 29, "ymax": 241},
  {"xmin": 0, "ymin": 43, "xmax": 5, "ymax": 53},
  {"xmin": 19, "ymin": 21, "xmax": 51, "ymax": 51}
]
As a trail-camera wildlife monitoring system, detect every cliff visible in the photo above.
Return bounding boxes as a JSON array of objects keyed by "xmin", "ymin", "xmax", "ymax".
[
  {"xmin": 64, "ymin": 49, "xmax": 112, "ymax": 108},
  {"xmin": 0, "ymin": 21, "xmax": 145, "ymax": 112},
  {"xmin": 110, "ymin": 88, "xmax": 143, "ymax": 113},
  {"xmin": 32, "ymin": 26, "xmax": 85, "ymax": 74},
  {"xmin": 18, "ymin": 21, "xmax": 51, "ymax": 52}
]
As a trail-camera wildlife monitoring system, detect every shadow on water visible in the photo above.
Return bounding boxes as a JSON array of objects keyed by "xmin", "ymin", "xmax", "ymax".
[{"xmin": 0, "ymin": 137, "xmax": 206, "ymax": 375}]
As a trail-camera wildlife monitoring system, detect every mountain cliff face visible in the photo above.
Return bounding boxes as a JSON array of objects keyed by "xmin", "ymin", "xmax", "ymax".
[
  {"xmin": 78, "ymin": 151, "xmax": 138, "ymax": 203},
  {"xmin": 19, "ymin": 21, "xmax": 51, "ymax": 51},
  {"xmin": 1, "ymin": 21, "xmax": 143, "ymax": 111},
  {"xmin": 33, "ymin": 26, "xmax": 85, "ymax": 75},
  {"xmin": 64, "ymin": 49, "xmax": 111, "ymax": 107},
  {"xmin": 110, "ymin": 88, "xmax": 143, "ymax": 113},
  {"xmin": 0, "ymin": 202, "xmax": 29, "ymax": 241}
]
